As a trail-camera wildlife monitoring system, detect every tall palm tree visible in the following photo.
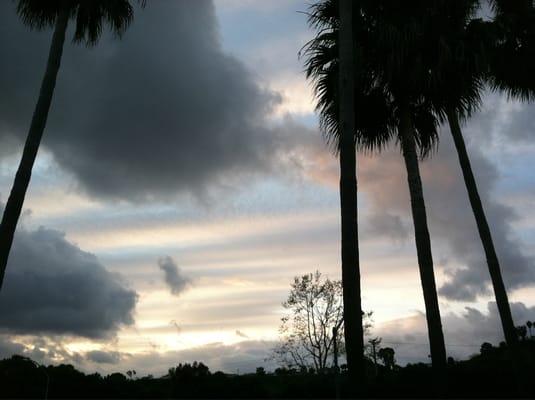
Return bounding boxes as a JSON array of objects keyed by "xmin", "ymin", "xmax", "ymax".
[
  {"xmin": 337, "ymin": 0, "xmax": 364, "ymax": 379},
  {"xmin": 304, "ymin": 0, "xmax": 448, "ymax": 370},
  {"xmin": 304, "ymin": 0, "xmax": 398, "ymax": 380},
  {"xmin": 425, "ymin": 0, "xmax": 521, "ymax": 348},
  {"xmin": 437, "ymin": 0, "xmax": 535, "ymax": 348},
  {"xmin": 0, "ymin": 0, "xmax": 144, "ymax": 290}
]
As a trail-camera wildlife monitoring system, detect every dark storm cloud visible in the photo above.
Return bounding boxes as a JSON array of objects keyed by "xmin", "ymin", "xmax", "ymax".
[
  {"xmin": 158, "ymin": 256, "xmax": 190, "ymax": 296},
  {"xmin": 0, "ymin": 0, "xmax": 286, "ymax": 201},
  {"xmin": 0, "ymin": 227, "xmax": 137, "ymax": 338}
]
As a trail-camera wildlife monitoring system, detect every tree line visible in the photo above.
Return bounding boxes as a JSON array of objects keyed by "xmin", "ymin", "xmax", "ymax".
[{"xmin": 1, "ymin": 339, "xmax": 535, "ymax": 398}]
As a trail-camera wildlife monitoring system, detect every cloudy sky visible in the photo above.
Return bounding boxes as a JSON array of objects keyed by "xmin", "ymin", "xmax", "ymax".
[{"xmin": 0, "ymin": 0, "xmax": 534, "ymax": 376}]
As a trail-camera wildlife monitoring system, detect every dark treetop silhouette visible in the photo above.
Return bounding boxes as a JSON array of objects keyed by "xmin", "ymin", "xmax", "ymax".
[{"xmin": 0, "ymin": 0, "xmax": 144, "ymax": 290}]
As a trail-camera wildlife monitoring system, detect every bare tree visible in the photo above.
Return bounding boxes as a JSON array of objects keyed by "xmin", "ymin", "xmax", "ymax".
[{"xmin": 273, "ymin": 271, "xmax": 371, "ymax": 372}]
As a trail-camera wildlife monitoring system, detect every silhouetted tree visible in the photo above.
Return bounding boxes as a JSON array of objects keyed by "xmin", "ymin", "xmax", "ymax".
[
  {"xmin": 0, "ymin": 0, "xmax": 144, "ymax": 290},
  {"xmin": 168, "ymin": 362, "xmax": 210, "ymax": 380},
  {"xmin": 377, "ymin": 347, "xmax": 396, "ymax": 370},
  {"xmin": 273, "ymin": 271, "xmax": 372, "ymax": 372},
  {"xmin": 367, "ymin": 337, "xmax": 381, "ymax": 370},
  {"xmin": 480, "ymin": 342, "xmax": 495, "ymax": 356},
  {"xmin": 516, "ymin": 325, "xmax": 528, "ymax": 341}
]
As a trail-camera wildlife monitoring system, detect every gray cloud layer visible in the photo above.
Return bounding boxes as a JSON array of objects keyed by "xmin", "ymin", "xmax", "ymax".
[
  {"xmin": 429, "ymin": 106, "xmax": 535, "ymax": 300},
  {"xmin": 0, "ymin": 0, "xmax": 289, "ymax": 201},
  {"xmin": 376, "ymin": 301, "xmax": 535, "ymax": 364},
  {"xmin": 86, "ymin": 350, "xmax": 125, "ymax": 365},
  {"xmin": 0, "ymin": 227, "xmax": 137, "ymax": 338},
  {"xmin": 158, "ymin": 256, "xmax": 190, "ymax": 296}
]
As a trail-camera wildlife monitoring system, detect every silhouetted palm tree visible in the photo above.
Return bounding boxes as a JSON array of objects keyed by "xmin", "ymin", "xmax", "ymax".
[
  {"xmin": 468, "ymin": 0, "xmax": 535, "ymax": 346},
  {"xmin": 516, "ymin": 325, "xmax": 528, "ymax": 341},
  {"xmin": 0, "ymin": 0, "xmax": 144, "ymax": 289},
  {"xmin": 429, "ymin": 1, "xmax": 521, "ymax": 347},
  {"xmin": 336, "ymin": 0, "xmax": 364, "ymax": 379},
  {"xmin": 404, "ymin": 0, "xmax": 520, "ymax": 348},
  {"xmin": 303, "ymin": 0, "xmax": 448, "ymax": 369}
]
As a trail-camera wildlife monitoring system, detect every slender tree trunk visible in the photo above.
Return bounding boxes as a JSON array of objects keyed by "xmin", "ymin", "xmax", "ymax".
[
  {"xmin": 399, "ymin": 105, "xmax": 447, "ymax": 370},
  {"xmin": 338, "ymin": 0, "xmax": 364, "ymax": 381},
  {"xmin": 446, "ymin": 107, "xmax": 518, "ymax": 346},
  {"xmin": 333, "ymin": 326, "xmax": 340, "ymax": 400},
  {"xmin": 0, "ymin": 10, "xmax": 69, "ymax": 290}
]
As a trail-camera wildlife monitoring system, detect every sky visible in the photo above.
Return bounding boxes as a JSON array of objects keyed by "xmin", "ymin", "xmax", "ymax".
[{"xmin": 0, "ymin": 0, "xmax": 535, "ymax": 376}]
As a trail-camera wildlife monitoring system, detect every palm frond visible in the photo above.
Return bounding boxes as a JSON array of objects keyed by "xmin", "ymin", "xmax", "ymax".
[{"xmin": 16, "ymin": 0, "xmax": 146, "ymax": 46}]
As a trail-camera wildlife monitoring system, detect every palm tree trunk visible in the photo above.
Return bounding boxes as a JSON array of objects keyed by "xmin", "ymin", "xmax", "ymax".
[
  {"xmin": 0, "ymin": 9, "xmax": 69, "ymax": 290},
  {"xmin": 338, "ymin": 0, "xmax": 364, "ymax": 380},
  {"xmin": 399, "ymin": 105, "xmax": 447, "ymax": 370},
  {"xmin": 446, "ymin": 107, "xmax": 518, "ymax": 346}
]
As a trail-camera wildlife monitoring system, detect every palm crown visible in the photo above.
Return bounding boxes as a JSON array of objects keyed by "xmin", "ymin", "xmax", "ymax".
[
  {"xmin": 302, "ymin": 0, "xmax": 481, "ymax": 158},
  {"xmin": 16, "ymin": 0, "xmax": 145, "ymax": 46},
  {"xmin": 488, "ymin": 0, "xmax": 535, "ymax": 101}
]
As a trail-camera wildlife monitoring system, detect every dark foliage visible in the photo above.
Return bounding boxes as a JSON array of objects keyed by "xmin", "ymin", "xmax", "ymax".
[
  {"xmin": 16, "ymin": 0, "xmax": 145, "ymax": 45},
  {"xmin": 1, "ymin": 340, "xmax": 534, "ymax": 398}
]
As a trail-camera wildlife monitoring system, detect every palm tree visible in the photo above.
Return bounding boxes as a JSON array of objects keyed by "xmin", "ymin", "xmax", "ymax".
[
  {"xmin": 304, "ymin": 0, "xmax": 398, "ymax": 379},
  {"xmin": 304, "ymin": 0, "xmax": 448, "ymax": 370},
  {"xmin": 442, "ymin": 0, "xmax": 535, "ymax": 348},
  {"xmin": 414, "ymin": 0, "xmax": 521, "ymax": 348},
  {"xmin": 446, "ymin": 0, "xmax": 525, "ymax": 349},
  {"xmin": 336, "ymin": 0, "xmax": 364, "ymax": 379},
  {"xmin": 0, "ymin": 0, "xmax": 144, "ymax": 289}
]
